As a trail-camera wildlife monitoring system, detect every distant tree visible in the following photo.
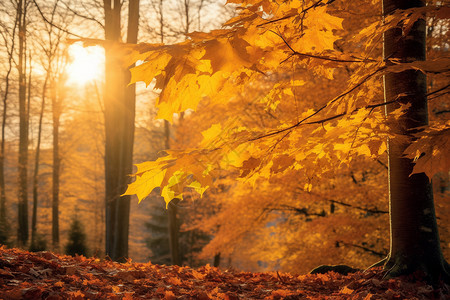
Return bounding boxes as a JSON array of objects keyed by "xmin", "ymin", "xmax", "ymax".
[
  {"xmin": 30, "ymin": 0, "xmax": 72, "ymax": 253},
  {"xmin": 57, "ymin": 99, "xmax": 106, "ymax": 258},
  {"xmin": 65, "ymin": 215, "xmax": 89, "ymax": 257},
  {"xmin": 0, "ymin": 1, "xmax": 18, "ymax": 246},
  {"xmin": 145, "ymin": 195, "xmax": 171, "ymax": 265},
  {"xmin": 29, "ymin": 232, "xmax": 47, "ymax": 252},
  {"xmin": 16, "ymin": 0, "xmax": 30, "ymax": 248},
  {"xmin": 30, "ymin": 55, "xmax": 47, "ymax": 250},
  {"xmin": 146, "ymin": 194, "xmax": 210, "ymax": 267}
]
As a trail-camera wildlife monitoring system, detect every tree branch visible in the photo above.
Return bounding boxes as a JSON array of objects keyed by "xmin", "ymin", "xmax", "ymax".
[
  {"xmin": 60, "ymin": 0, "xmax": 104, "ymax": 29},
  {"xmin": 427, "ymin": 83, "xmax": 450, "ymax": 101},
  {"xmin": 427, "ymin": 83, "xmax": 450, "ymax": 97},
  {"xmin": 329, "ymin": 199, "xmax": 388, "ymax": 214},
  {"xmin": 294, "ymin": 189, "xmax": 389, "ymax": 214},
  {"xmin": 270, "ymin": 29, "xmax": 376, "ymax": 63},
  {"xmin": 249, "ymin": 66, "xmax": 387, "ymax": 142},
  {"xmin": 337, "ymin": 240, "xmax": 387, "ymax": 257},
  {"xmin": 278, "ymin": 204, "xmax": 326, "ymax": 217},
  {"xmin": 31, "ymin": 0, "xmax": 85, "ymax": 38}
]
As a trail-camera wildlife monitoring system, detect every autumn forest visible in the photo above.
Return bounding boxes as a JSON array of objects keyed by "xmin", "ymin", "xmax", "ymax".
[{"xmin": 0, "ymin": 0, "xmax": 449, "ymax": 296}]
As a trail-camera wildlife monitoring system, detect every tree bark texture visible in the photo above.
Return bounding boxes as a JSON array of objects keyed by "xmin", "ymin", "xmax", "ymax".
[
  {"xmin": 383, "ymin": 0, "xmax": 449, "ymax": 283},
  {"xmin": 104, "ymin": 0, "xmax": 139, "ymax": 262},
  {"xmin": 17, "ymin": 0, "xmax": 29, "ymax": 247}
]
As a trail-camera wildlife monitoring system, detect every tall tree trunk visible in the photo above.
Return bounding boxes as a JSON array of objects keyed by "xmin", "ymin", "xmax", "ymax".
[
  {"xmin": 104, "ymin": 0, "xmax": 139, "ymax": 262},
  {"xmin": 51, "ymin": 78, "xmax": 62, "ymax": 251},
  {"xmin": 31, "ymin": 74, "xmax": 48, "ymax": 247},
  {"xmin": 26, "ymin": 54, "xmax": 33, "ymax": 245},
  {"xmin": 0, "ymin": 7, "xmax": 18, "ymax": 245},
  {"xmin": 17, "ymin": 0, "xmax": 29, "ymax": 247},
  {"xmin": 383, "ymin": 0, "xmax": 449, "ymax": 283},
  {"xmin": 104, "ymin": 0, "xmax": 122, "ymax": 260},
  {"xmin": 112, "ymin": 0, "xmax": 139, "ymax": 261}
]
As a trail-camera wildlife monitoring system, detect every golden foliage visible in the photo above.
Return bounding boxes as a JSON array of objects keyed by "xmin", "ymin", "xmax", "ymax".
[{"xmin": 121, "ymin": 0, "xmax": 449, "ymax": 216}]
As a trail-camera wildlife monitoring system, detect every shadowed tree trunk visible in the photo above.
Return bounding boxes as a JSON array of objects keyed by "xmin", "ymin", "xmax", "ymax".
[
  {"xmin": 17, "ymin": 0, "xmax": 29, "ymax": 247},
  {"xmin": 104, "ymin": 0, "xmax": 139, "ymax": 262},
  {"xmin": 103, "ymin": 0, "xmax": 121, "ymax": 261},
  {"xmin": 382, "ymin": 0, "xmax": 449, "ymax": 283},
  {"xmin": 0, "ymin": 7, "xmax": 18, "ymax": 245},
  {"xmin": 31, "ymin": 74, "xmax": 47, "ymax": 248},
  {"xmin": 51, "ymin": 76, "xmax": 65, "ymax": 252},
  {"xmin": 166, "ymin": 122, "xmax": 181, "ymax": 265}
]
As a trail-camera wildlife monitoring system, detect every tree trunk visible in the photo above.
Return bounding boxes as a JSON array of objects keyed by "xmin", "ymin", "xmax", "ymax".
[
  {"xmin": 168, "ymin": 200, "xmax": 181, "ymax": 265},
  {"xmin": 104, "ymin": 0, "xmax": 139, "ymax": 262},
  {"xmin": 104, "ymin": 0, "xmax": 122, "ymax": 260},
  {"xmin": 213, "ymin": 252, "xmax": 221, "ymax": 267},
  {"xmin": 164, "ymin": 121, "xmax": 181, "ymax": 266},
  {"xmin": 51, "ymin": 78, "xmax": 62, "ymax": 252},
  {"xmin": 31, "ymin": 73, "xmax": 47, "ymax": 247},
  {"xmin": 0, "ymin": 6, "xmax": 17, "ymax": 245},
  {"xmin": 383, "ymin": 0, "xmax": 449, "ymax": 283},
  {"xmin": 17, "ymin": 0, "xmax": 29, "ymax": 247}
]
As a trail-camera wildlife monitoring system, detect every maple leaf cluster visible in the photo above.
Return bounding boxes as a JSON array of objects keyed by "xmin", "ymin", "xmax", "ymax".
[{"xmin": 0, "ymin": 246, "xmax": 448, "ymax": 299}]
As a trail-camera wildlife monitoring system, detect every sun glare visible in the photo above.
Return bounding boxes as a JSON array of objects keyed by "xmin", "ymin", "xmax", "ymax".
[{"xmin": 67, "ymin": 43, "xmax": 104, "ymax": 85}]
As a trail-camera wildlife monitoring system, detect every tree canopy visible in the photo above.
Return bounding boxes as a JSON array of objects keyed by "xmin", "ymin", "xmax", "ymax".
[{"xmin": 121, "ymin": 0, "xmax": 449, "ymax": 206}]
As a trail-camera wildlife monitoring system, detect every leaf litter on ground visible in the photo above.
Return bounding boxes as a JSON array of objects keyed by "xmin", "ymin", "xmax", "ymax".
[{"xmin": 0, "ymin": 246, "xmax": 447, "ymax": 299}]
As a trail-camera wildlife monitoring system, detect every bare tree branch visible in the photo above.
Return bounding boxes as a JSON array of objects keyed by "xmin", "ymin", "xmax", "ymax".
[
  {"xmin": 60, "ymin": 0, "xmax": 104, "ymax": 29},
  {"xmin": 337, "ymin": 240, "xmax": 387, "ymax": 257},
  {"xmin": 31, "ymin": 0, "xmax": 85, "ymax": 38}
]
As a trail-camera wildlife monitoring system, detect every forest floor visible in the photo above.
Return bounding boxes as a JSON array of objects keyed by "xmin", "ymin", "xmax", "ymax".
[{"xmin": 0, "ymin": 246, "xmax": 448, "ymax": 299}]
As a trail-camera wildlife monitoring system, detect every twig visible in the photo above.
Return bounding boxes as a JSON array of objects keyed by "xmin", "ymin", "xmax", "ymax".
[{"xmin": 276, "ymin": 271, "xmax": 286, "ymax": 283}]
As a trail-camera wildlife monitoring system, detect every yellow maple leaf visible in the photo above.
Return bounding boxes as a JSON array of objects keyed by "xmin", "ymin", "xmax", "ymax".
[
  {"xmin": 122, "ymin": 158, "xmax": 173, "ymax": 203},
  {"xmin": 303, "ymin": 6, "xmax": 344, "ymax": 31},
  {"xmin": 404, "ymin": 123, "xmax": 450, "ymax": 180},
  {"xmin": 201, "ymin": 124, "xmax": 224, "ymax": 147},
  {"xmin": 129, "ymin": 52, "xmax": 171, "ymax": 86},
  {"xmin": 291, "ymin": 6, "xmax": 343, "ymax": 53},
  {"xmin": 123, "ymin": 168, "xmax": 167, "ymax": 203},
  {"xmin": 202, "ymin": 37, "xmax": 252, "ymax": 74}
]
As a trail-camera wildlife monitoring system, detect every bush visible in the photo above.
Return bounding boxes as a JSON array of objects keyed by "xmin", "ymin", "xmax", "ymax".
[
  {"xmin": 29, "ymin": 233, "xmax": 47, "ymax": 252},
  {"xmin": 65, "ymin": 216, "xmax": 89, "ymax": 257},
  {"xmin": 0, "ymin": 219, "xmax": 9, "ymax": 246}
]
